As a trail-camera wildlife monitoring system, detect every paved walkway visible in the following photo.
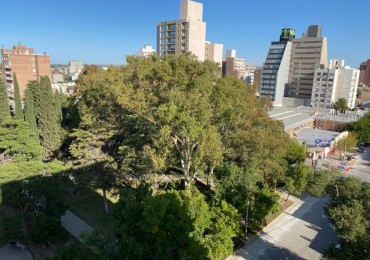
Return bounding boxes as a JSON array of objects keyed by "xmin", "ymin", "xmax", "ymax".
[
  {"xmin": 61, "ymin": 210, "xmax": 94, "ymax": 243},
  {"xmin": 229, "ymin": 196, "xmax": 337, "ymax": 260},
  {"xmin": 0, "ymin": 245, "xmax": 33, "ymax": 260}
]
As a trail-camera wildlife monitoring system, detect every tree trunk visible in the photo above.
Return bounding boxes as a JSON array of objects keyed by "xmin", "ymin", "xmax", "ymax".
[
  {"xmin": 207, "ymin": 166, "xmax": 215, "ymax": 189},
  {"xmin": 103, "ymin": 188, "xmax": 109, "ymax": 214}
]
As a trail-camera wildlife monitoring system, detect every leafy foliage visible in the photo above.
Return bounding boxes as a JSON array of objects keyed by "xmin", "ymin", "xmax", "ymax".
[
  {"xmin": 345, "ymin": 111, "xmax": 370, "ymax": 144},
  {"xmin": 334, "ymin": 97, "xmax": 349, "ymax": 113},
  {"xmin": 284, "ymin": 139, "xmax": 305, "ymax": 166},
  {"xmin": 114, "ymin": 183, "xmax": 239, "ymax": 259},
  {"xmin": 334, "ymin": 132, "xmax": 358, "ymax": 155},
  {"xmin": 324, "ymin": 177, "xmax": 370, "ymax": 259},
  {"xmin": 29, "ymin": 212, "xmax": 68, "ymax": 243},
  {"xmin": 305, "ymin": 169, "xmax": 337, "ymax": 197},
  {"xmin": 285, "ymin": 162, "xmax": 310, "ymax": 197},
  {"xmin": 0, "ymin": 118, "xmax": 42, "ymax": 163}
]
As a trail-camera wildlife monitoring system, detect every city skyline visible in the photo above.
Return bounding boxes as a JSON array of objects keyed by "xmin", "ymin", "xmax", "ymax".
[{"xmin": 1, "ymin": 0, "xmax": 369, "ymax": 66}]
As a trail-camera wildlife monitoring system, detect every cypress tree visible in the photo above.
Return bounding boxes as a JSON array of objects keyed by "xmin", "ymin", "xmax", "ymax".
[
  {"xmin": 24, "ymin": 87, "xmax": 38, "ymax": 136},
  {"xmin": 37, "ymin": 76, "xmax": 62, "ymax": 158},
  {"xmin": 13, "ymin": 73, "xmax": 24, "ymax": 119},
  {"xmin": 54, "ymin": 89, "xmax": 63, "ymax": 123},
  {"xmin": 0, "ymin": 77, "xmax": 10, "ymax": 120}
]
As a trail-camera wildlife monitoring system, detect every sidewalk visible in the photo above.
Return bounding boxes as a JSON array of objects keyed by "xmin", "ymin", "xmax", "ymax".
[
  {"xmin": 0, "ymin": 245, "xmax": 33, "ymax": 260},
  {"xmin": 60, "ymin": 210, "xmax": 94, "ymax": 243}
]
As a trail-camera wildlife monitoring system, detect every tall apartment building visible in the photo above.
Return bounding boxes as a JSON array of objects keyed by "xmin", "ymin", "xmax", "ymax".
[
  {"xmin": 311, "ymin": 60, "xmax": 359, "ymax": 109},
  {"xmin": 361, "ymin": 59, "xmax": 370, "ymax": 86},
  {"xmin": 285, "ymin": 25, "xmax": 328, "ymax": 103},
  {"xmin": 205, "ymin": 41, "xmax": 223, "ymax": 65},
  {"xmin": 260, "ymin": 28, "xmax": 295, "ymax": 106},
  {"xmin": 1, "ymin": 43, "xmax": 51, "ymax": 99},
  {"xmin": 157, "ymin": 0, "xmax": 206, "ymax": 61}
]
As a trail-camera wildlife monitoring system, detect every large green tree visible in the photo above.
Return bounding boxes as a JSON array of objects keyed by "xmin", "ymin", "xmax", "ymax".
[
  {"xmin": 28, "ymin": 76, "xmax": 62, "ymax": 158},
  {"xmin": 324, "ymin": 177, "xmax": 370, "ymax": 259},
  {"xmin": 0, "ymin": 78, "xmax": 10, "ymax": 120},
  {"xmin": 69, "ymin": 104, "xmax": 116, "ymax": 214},
  {"xmin": 13, "ymin": 73, "xmax": 23, "ymax": 119},
  {"xmin": 75, "ymin": 54, "xmax": 289, "ymax": 190}
]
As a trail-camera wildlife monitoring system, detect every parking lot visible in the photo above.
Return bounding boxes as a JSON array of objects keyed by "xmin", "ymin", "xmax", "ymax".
[{"xmin": 306, "ymin": 146, "xmax": 370, "ymax": 183}]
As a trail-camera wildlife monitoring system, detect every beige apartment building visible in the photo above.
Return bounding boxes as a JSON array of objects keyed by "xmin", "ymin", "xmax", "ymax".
[
  {"xmin": 1, "ymin": 43, "xmax": 51, "ymax": 99},
  {"xmin": 205, "ymin": 41, "xmax": 223, "ymax": 65},
  {"xmin": 157, "ymin": 0, "xmax": 206, "ymax": 61},
  {"xmin": 285, "ymin": 25, "xmax": 328, "ymax": 104}
]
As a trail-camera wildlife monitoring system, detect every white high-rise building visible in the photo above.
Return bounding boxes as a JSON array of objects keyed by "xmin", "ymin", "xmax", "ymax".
[
  {"xmin": 138, "ymin": 44, "xmax": 156, "ymax": 58},
  {"xmin": 311, "ymin": 60, "xmax": 359, "ymax": 109},
  {"xmin": 157, "ymin": 0, "xmax": 206, "ymax": 61}
]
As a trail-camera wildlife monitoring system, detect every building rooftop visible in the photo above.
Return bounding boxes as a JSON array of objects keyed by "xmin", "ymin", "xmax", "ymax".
[
  {"xmin": 294, "ymin": 128, "xmax": 339, "ymax": 147},
  {"xmin": 269, "ymin": 106, "xmax": 314, "ymax": 130}
]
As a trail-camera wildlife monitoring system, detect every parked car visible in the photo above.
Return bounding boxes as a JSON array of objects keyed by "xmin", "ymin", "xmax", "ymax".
[
  {"xmin": 357, "ymin": 147, "xmax": 365, "ymax": 153},
  {"xmin": 352, "ymin": 153, "xmax": 359, "ymax": 159}
]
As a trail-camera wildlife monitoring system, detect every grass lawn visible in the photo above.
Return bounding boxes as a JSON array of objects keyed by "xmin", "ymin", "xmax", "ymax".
[{"xmin": 63, "ymin": 186, "xmax": 119, "ymax": 239}]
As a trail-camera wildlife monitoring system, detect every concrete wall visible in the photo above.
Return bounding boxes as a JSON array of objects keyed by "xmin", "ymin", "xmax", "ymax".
[
  {"xmin": 282, "ymin": 96, "xmax": 311, "ymax": 107},
  {"xmin": 274, "ymin": 41, "xmax": 291, "ymax": 106},
  {"xmin": 205, "ymin": 42, "xmax": 223, "ymax": 65},
  {"xmin": 188, "ymin": 20, "xmax": 206, "ymax": 61},
  {"xmin": 315, "ymin": 119, "xmax": 348, "ymax": 132}
]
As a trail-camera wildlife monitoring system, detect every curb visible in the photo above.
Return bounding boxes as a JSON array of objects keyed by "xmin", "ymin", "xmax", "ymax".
[{"xmin": 227, "ymin": 196, "xmax": 301, "ymax": 259}]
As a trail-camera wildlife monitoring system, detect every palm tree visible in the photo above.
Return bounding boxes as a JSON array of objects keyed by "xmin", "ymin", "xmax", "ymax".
[{"xmin": 334, "ymin": 98, "xmax": 349, "ymax": 114}]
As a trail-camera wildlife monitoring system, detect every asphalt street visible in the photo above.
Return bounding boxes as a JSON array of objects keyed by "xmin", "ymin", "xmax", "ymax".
[
  {"xmin": 345, "ymin": 146, "xmax": 370, "ymax": 183},
  {"xmin": 229, "ymin": 196, "xmax": 337, "ymax": 260}
]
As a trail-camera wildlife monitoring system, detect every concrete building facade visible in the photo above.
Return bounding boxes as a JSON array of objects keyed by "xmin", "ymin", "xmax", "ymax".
[
  {"xmin": 1, "ymin": 43, "xmax": 51, "ymax": 99},
  {"xmin": 260, "ymin": 28, "xmax": 295, "ymax": 106},
  {"xmin": 285, "ymin": 25, "xmax": 328, "ymax": 102},
  {"xmin": 311, "ymin": 60, "xmax": 359, "ymax": 109},
  {"xmin": 362, "ymin": 59, "xmax": 370, "ymax": 86},
  {"xmin": 157, "ymin": 0, "xmax": 206, "ymax": 61},
  {"xmin": 205, "ymin": 41, "xmax": 223, "ymax": 65}
]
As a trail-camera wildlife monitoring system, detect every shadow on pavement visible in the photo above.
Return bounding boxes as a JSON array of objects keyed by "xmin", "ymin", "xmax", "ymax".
[
  {"xmin": 234, "ymin": 238, "xmax": 305, "ymax": 260},
  {"xmin": 291, "ymin": 196, "xmax": 338, "ymax": 254}
]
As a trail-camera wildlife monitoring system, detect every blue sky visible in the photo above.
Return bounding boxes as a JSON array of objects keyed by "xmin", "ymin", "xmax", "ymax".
[{"xmin": 1, "ymin": 0, "xmax": 369, "ymax": 67}]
